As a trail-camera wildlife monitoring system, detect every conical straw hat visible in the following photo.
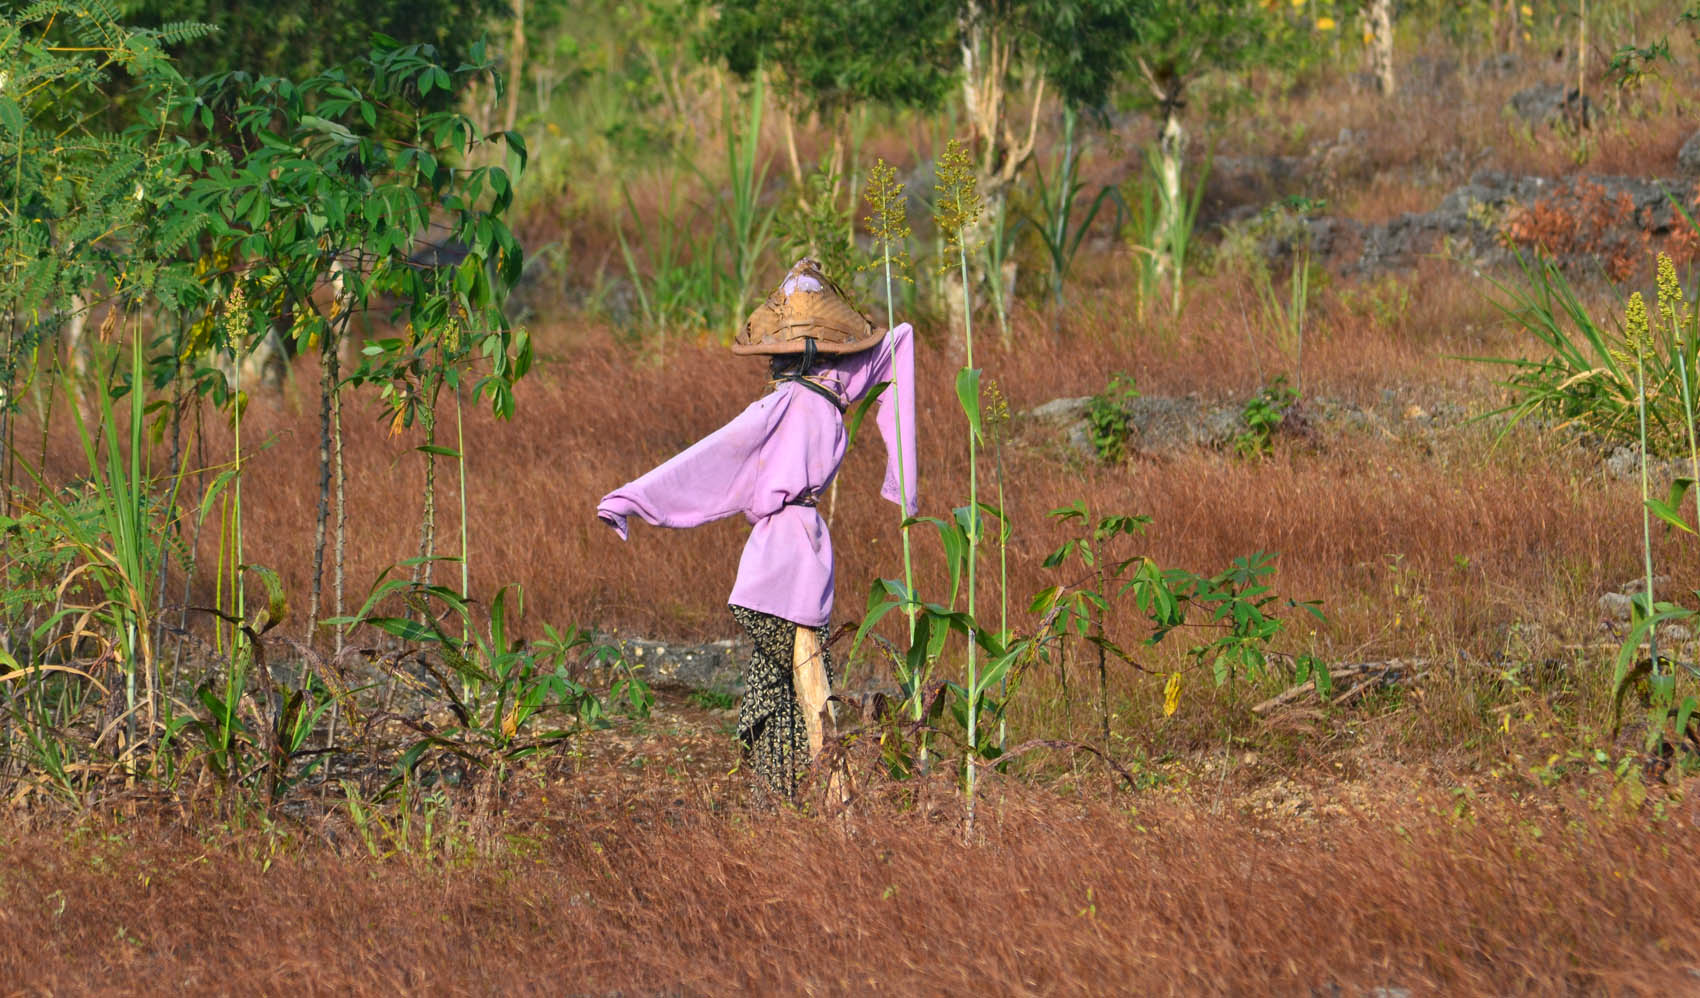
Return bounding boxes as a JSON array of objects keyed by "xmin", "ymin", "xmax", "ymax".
[{"xmin": 732, "ymin": 258, "xmax": 888, "ymax": 356}]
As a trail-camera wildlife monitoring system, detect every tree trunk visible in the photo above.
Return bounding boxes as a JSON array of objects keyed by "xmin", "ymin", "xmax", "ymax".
[
  {"xmin": 1368, "ymin": 0, "xmax": 1396, "ymax": 97},
  {"xmin": 502, "ymin": 0, "xmax": 526, "ymax": 134},
  {"xmin": 1155, "ymin": 106, "xmax": 1187, "ymax": 315},
  {"xmin": 308, "ymin": 338, "xmax": 333, "ymax": 647},
  {"xmin": 416, "ymin": 378, "xmax": 439, "ymax": 593},
  {"xmin": 952, "ymin": 2, "xmax": 1041, "ymax": 338}
]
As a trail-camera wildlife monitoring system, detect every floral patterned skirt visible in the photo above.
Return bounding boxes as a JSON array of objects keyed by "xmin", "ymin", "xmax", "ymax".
[{"xmin": 729, "ymin": 604, "xmax": 833, "ymax": 799}]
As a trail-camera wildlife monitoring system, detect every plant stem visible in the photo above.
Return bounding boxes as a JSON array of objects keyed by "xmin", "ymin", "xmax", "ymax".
[
  {"xmin": 457, "ymin": 381, "xmax": 471, "ymax": 606},
  {"xmin": 882, "ymin": 245, "xmax": 918, "ymax": 648},
  {"xmin": 309, "ymin": 338, "xmax": 333, "ymax": 645},
  {"xmin": 995, "ymin": 441, "xmax": 1008, "ymax": 750},
  {"xmin": 1637, "ymin": 348, "xmax": 1659, "ymax": 674},
  {"xmin": 959, "ymin": 238, "xmax": 980, "ymax": 833},
  {"xmin": 1683, "ymin": 347, "xmax": 1700, "ymax": 537}
]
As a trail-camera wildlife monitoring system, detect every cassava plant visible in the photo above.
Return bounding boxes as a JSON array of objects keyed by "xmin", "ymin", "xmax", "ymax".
[{"xmin": 183, "ymin": 36, "xmax": 532, "ymax": 649}]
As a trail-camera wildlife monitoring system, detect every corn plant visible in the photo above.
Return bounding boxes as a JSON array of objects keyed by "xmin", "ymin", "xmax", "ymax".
[
  {"xmin": 853, "ymin": 511, "xmax": 1022, "ymax": 777},
  {"xmin": 1125, "ymin": 142, "xmax": 1212, "ymax": 319},
  {"xmin": 1253, "ymin": 211, "xmax": 1318, "ymax": 393},
  {"xmin": 16, "ymin": 324, "xmax": 172, "ymax": 765},
  {"xmin": 1025, "ymin": 107, "xmax": 1125, "ymax": 314}
]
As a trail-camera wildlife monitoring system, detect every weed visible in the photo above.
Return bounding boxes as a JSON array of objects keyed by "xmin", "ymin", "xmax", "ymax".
[
  {"xmin": 1234, "ymin": 377, "xmax": 1300, "ymax": 459},
  {"xmin": 687, "ymin": 689, "xmax": 736, "ymax": 711},
  {"xmin": 1085, "ymin": 372, "xmax": 1140, "ymax": 464}
]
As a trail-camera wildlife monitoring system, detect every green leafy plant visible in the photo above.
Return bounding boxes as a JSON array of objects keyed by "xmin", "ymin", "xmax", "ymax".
[
  {"xmin": 1609, "ymin": 255, "xmax": 1700, "ymax": 757},
  {"xmin": 1085, "ymin": 372, "xmax": 1140, "ymax": 463},
  {"xmin": 335, "ymin": 572, "xmax": 651, "ymax": 800},
  {"xmin": 1234, "ymin": 377, "xmax": 1300, "ymax": 459},
  {"xmin": 1024, "ymin": 106, "xmax": 1125, "ymax": 314},
  {"xmin": 1033, "ymin": 503, "xmax": 1159, "ymax": 751},
  {"xmin": 1477, "ymin": 251, "xmax": 1697, "ymax": 453}
]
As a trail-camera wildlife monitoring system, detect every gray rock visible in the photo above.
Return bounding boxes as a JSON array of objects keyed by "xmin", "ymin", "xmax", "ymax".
[
  {"xmin": 1680, "ymin": 130, "xmax": 1700, "ymax": 175},
  {"xmin": 1599, "ymin": 592, "xmax": 1634, "ymax": 622},
  {"xmin": 1621, "ymin": 575, "xmax": 1671, "ymax": 596},
  {"xmin": 1478, "ymin": 53, "xmax": 1520, "ymax": 78},
  {"xmin": 1605, "ymin": 445, "xmax": 1642, "ymax": 480},
  {"xmin": 1025, "ymin": 393, "xmax": 1245, "ymax": 461},
  {"xmin": 1027, "ymin": 396, "xmax": 1092, "ymax": 426},
  {"xmin": 1508, "ymin": 82, "xmax": 1599, "ymax": 130},
  {"xmin": 622, "ymin": 638, "xmax": 746, "ymax": 694},
  {"xmin": 1125, "ymin": 395, "xmax": 1243, "ymax": 455}
]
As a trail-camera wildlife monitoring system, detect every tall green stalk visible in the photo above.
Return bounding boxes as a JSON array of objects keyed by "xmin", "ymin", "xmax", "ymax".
[
  {"xmin": 863, "ymin": 161, "xmax": 917, "ymax": 643},
  {"xmin": 1627, "ymin": 293, "xmax": 1660, "ymax": 674},
  {"xmin": 937, "ymin": 140, "xmax": 983, "ymax": 827}
]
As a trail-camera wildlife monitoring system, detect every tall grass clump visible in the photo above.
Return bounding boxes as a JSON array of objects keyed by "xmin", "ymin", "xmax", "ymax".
[{"xmin": 1482, "ymin": 252, "xmax": 1699, "ymax": 452}]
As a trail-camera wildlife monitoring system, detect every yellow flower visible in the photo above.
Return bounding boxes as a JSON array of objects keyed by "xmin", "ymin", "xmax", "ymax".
[
  {"xmin": 1290, "ymin": 0, "xmax": 1304, "ymax": 7},
  {"xmin": 1316, "ymin": 15, "xmax": 1337, "ymax": 30},
  {"xmin": 1520, "ymin": 3, "xmax": 1533, "ymax": 17},
  {"xmin": 1162, "ymin": 672, "xmax": 1182, "ymax": 717}
]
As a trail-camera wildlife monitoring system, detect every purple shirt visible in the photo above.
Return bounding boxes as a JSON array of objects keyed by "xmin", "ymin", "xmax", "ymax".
[{"xmin": 596, "ymin": 322, "xmax": 918, "ymax": 627}]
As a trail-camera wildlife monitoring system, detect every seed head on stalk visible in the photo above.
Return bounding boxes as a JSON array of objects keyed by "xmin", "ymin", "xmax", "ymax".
[
  {"xmin": 862, "ymin": 157, "xmax": 921, "ymax": 651},
  {"xmin": 1624, "ymin": 289, "xmax": 1662, "ymax": 681},
  {"xmin": 862, "ymin": 159, "xmax": 913, "ymax": 289},
  {"xmin": 1657, "ymin": 253, "xmax": 1690, "ymax": 332},
  {"xmin": 1617, "ymin": 290, "xmax": 1652, "ymax": 369},
  {"xmin": 934, "ymin": 139, "xmax": 983, "ymax": 265}
]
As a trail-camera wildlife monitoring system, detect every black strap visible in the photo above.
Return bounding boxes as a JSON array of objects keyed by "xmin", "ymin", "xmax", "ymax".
[
  {"xmin": 779, "ymin": 373, "xmax": 847, "ymax": 413},
  {"xmin": 776, "ymin": 337, "xmax": 846, "ymax": 412}
]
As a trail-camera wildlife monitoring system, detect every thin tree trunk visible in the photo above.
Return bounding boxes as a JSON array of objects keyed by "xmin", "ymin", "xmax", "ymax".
[
  {"xmin": 324, "ymin": 338, "xmax": 347, "ymax": 751},
  {"xmin": 1576, "ymin": 0, "xmax": 1587, "ymax": 118},
  {"xmin": 1368, "ymin": 0, "xmax": 1396, "ymax": 97},
  {"xmin": 308, "ymin": 337, "xmax": 333, "ymax": 647},
  {"xmin": 416, "ymin": 378, "xmax": 439, "ymax": 592},
  {"xmin": 781, "ymin": 104, "xmax": 807, "ymax": 195},
  {"xmin": 502, "ymin": 0, "xmax": 526, "ymax": 134},
  {"xmin": 331, "ymin": 343, "xmax": 346, "ymax": 655},
  {"xmin": 1156, "ymin": 106, "xmax": 1187, "ymax": 314}
]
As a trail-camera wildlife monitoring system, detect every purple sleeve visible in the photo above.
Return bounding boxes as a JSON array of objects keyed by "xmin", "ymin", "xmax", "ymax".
[
  {"xmin": 843, "ymin": 323, "xmax": 918, "ymax": 516},
  {"xmin": 596, "ymin": 394, "xmax": 795, "ymax": 539}
]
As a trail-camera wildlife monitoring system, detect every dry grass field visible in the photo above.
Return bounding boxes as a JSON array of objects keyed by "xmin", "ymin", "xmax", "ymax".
[{"xmin": 10, "ymin": 9, "xmax": 1700, "ymax": 995}]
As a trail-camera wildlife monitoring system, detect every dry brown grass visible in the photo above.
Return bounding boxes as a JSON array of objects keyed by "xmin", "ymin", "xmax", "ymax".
[{"xmin": 3, "ymin": 774, "xmax": 1698, "ymax": 996}]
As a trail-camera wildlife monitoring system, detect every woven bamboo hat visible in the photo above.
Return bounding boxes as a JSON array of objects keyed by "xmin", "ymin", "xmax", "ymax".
[{"xmin": 732, "ymin": 258, "xmax": 888, "ymax": 356}]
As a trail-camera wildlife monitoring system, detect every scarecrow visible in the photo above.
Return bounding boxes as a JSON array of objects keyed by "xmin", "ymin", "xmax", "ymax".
[{"xmin": 596, "ymin": 259, "xmax": 918, "ymax": 799}]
